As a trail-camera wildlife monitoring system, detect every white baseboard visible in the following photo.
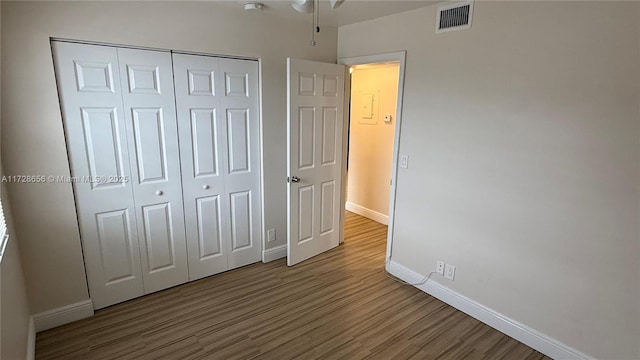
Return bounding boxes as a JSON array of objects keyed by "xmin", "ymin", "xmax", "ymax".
[
  {"xmin": 262, "ymin": 244, "xmax": 286, "ymax": 263},
  {"xmin": 386, "ymin": 260, "xmax": 594, "ymax": 360},
  {"xmin": 26, "ymin": 316, "xmax": 35, "ymax": 360},
  {"xmin": 345, "ymin": 201, "xmax": 388, "ymax": 225},
  {"xmin": 33, "ymin": 299, "xmax": 94, "ymax": 332}
]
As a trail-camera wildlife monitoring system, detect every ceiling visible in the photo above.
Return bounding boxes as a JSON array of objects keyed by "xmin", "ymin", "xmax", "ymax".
[{"xmin": 219, "ymin": 0, "xmax": 441, "ymax": 27}]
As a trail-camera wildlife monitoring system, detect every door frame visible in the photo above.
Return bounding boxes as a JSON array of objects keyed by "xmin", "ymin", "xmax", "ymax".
[{"xmin": 337, "ymin": 51, "xmax": 407, "ymax": 267}]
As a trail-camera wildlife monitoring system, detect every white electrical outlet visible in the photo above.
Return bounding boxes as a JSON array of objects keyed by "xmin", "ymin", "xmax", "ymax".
[
  {"xmin": 267, "ymin": 229, "xmax": 276, "ymax": 242},
  {"xmin": 445, "ymin": 264, "xmax": 456, "ymax": 280},
  {"xmin": 436, "ymin": 261, "xmax": 445, "ymax": 275}
]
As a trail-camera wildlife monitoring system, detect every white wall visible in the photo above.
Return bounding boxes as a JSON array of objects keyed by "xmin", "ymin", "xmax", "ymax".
[
  {"xmin": 339, "ymin": 1, "xmax": 639, "ymax": 359},
  {"xmin": 1, "ymin": 1, "xmax": 337, "ymax": 314},
  {"xmin": 347, "ymin": 64, "xmax": 398, "ymax": 221}
]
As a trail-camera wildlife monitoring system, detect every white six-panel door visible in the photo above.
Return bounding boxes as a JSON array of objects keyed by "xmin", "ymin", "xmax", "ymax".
[
  {"xmin": 287, "ymin": 58, "xmax": 345, "ymax": 266},
  {"xmin": 173, "ymin": 54, "xmax": 228, "ymax": 280},
  {"xmin": 173, "ymin": 54, "xmax": 261, "ymax": 280},
  {"xmin": 54, "ymin": 41, "xmax": 263, "ymax": 308},
  {"xmin": 117, "ymin": 48, "xmax": 189, "ymax": 293},
  {"xmin": 52, "ymin": 42, "xmax": 144, "ymax": 309},
  {"xmin": 218, "ymin": 58, "xmax": 262, "ymax": 270}
]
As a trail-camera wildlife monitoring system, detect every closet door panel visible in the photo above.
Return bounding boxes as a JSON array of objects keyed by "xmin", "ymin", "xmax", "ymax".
[
  {"xmin": 173, "ymin": 54, "xmax": 229, "ymax": 280},
  {"xmin": 118, "ymin": 48, "xmax": 189, "ymax": 293},
  {"xmin": 52, "ymin": 42, "xmax": 143, "ymax": 309},
  {"xmin": 219, "ymin": 58, "xmax": 262, "ymax": 269},
  {"xmin": 196, "ymin": 195, "xmax": 224, "ymax": 259}
]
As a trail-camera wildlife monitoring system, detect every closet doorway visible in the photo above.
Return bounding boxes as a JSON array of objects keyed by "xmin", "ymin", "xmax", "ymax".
[{"xmin": 52, "ymin": 40, "xmax": 263, "ymax": 309}]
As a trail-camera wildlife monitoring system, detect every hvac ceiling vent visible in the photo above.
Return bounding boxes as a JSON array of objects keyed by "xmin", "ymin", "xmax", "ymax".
[{"xmin": 436, "ymin": 1, "xmax": 473, "ymax": 34}]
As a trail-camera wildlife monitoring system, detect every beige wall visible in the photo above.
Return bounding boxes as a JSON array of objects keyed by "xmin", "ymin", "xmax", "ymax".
[
  {"xmin": 339, "ymin": 1, "xmax": 639, "ymax": 359},
  {"xmin": 0, "ymin": 3, "xmax": 33, "ymax": 355},
  {"xmin": 1, "ymin": 1, "xmax": 337, "ymax": 314},
  {"xmin": 0, "ymin": 187, "xmax": 32, "ymax": 360},
  {"xmin": 347, "ymin": 64, "xmax": 398, "ymax": 219}
]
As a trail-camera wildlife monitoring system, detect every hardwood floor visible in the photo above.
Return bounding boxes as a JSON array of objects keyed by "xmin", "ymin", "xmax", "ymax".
[{"xmin": 36, "ymin": 212, "xmax": 550, "ymax": 360}]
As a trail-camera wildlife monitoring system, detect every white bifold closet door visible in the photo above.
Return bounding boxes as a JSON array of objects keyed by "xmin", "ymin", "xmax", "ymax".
[
  {"xmin": 117, "ymin": 48, "xmax": 189, "ymax": 293},
  {"xmin": 172, "ymin": 54, "xmax": 261, "ymax": 281},
  {"xmin": 53, "ymin": 42, "xmax": 188, "ymax": 309},
  {"xmin": 53, "ymin": 42, "xmax": 142, "ymax": 309}
]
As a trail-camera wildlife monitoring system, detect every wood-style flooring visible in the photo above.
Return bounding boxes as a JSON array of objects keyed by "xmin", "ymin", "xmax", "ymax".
[{"xmin": 36, "ymin": 211, "xmax": 551, "ymax": 360}]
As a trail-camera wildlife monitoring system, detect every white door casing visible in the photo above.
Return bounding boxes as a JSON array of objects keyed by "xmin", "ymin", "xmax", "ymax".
[
  {"xmin": 338, "ymin": 51, "xmax": 407, "ymax": 267},
  {"xmin": 287, "ymin": 58, "xmax": 345, "ymax": 266},
  {"xmin": 52, "ymin": 42, "xmax": 144, "ymax": 309},
  {"xmin": 173, "ymin": 54, "xmax": 261, "ymax": 280},
  {"xmin": 117, "ymin": 48, "xmax": 189, "ymax": 293}
]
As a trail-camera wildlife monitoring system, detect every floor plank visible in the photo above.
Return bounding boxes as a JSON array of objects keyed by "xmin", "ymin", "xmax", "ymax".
[{"xmin": 36, "ymin": 211, "xmax": 550, "ymax": 360}]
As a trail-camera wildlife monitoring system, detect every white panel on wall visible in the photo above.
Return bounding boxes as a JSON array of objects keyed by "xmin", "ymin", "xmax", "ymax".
[{"xmin": 360, "ymin": 93, "xmax": 374, "ymax": 121}]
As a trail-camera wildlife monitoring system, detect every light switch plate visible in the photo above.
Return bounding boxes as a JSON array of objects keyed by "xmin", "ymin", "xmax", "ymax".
[{"xmin": 400, "ymin": 154, "xmax": 409, "ymax": 169}]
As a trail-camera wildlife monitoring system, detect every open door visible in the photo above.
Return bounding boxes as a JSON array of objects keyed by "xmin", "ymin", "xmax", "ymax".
[{"xmin": 287, "ymin": 58, "xmax": 345, "ymax": 266}]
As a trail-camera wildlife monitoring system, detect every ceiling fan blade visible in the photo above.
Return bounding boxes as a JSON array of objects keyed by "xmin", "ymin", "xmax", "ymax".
[{"xmin": 330, "ymin": 0, "xmax": 345, "ymax": 9}]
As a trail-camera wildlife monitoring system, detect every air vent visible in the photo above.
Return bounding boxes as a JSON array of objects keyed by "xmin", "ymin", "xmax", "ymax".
[{"xmin": 436, "ymin": 1, "xmax": 473, "ymax": 34}]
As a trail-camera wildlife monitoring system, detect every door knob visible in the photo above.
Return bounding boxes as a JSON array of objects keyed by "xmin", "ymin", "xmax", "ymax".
[
  {"xmin": 156, "ymin": 190, "xmax": 164, "ymax": 196},
  {"xmin": 289, "ymin": 176, "xmax": 301, "ymax": 183},
  {"xmin": 203, "ymin": 185, "xmax": 210, "ymax": 190}
]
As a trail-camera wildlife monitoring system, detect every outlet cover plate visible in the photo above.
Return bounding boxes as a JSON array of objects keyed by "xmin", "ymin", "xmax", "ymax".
[
  {"xmin": 436, "ymin": 261, "xmax": 445, "ymax": 275},
  {"xmin": 445, "ymin": 264, "xmax": 456, "ymax": 280}
]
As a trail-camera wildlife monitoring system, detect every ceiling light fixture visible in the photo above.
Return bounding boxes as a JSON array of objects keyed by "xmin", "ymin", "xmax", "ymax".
[
  {"xmin": 291, "ymin": 0, "xmax": 346, "ymax": 46},
  {"xmin": 244, "ymin": 2, "xmax": 264, "ymax": 11},
  {"xmin": 292, "ymin": 0, "xmax": 313, "ymax": 13}
]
